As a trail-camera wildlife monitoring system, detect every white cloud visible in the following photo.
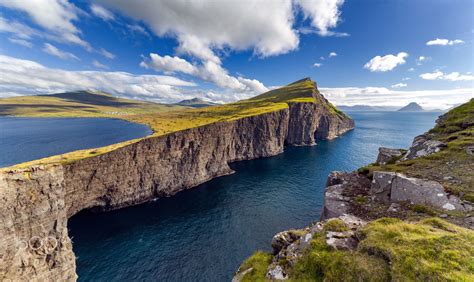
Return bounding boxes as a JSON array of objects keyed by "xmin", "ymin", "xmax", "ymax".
[
  {"xmin": 92, "ymin": 60, "xmax": 108, "ymax": 69},
  {"xmin": 391, "ymin": 83, "xmax": 407, "ymax": 88},
  {"xmin": 0, "ymin": 54, "xmax": 199, "ymax": 102},
  {"xmin": 42, "ymin": 43, "xmax": 79, "ymax": 60},
  {"xmin": 141, "ymin": 53, "xmax": 268, "ymax": 95},
  {"xmin": 426, "ymin": 38, "xmax": 465, "ymax": 46},
  {"xmin": 321, "ymin": 86, "xmax": 474, "ymax": 110},
  {"xmin": 416, "ymin": 56, "xmax": 431, "ymax": 65},
  {"xmin": 91, "ymin": 4, "xmax": 114, "ymax": 21},
  {"xmin": 402, "ymin": 77, "xmax": 411, "ymax": 81},
  {"xmin": 313, "ymin": 63, "xmax": 322, "ymax": 67},
  {"xmin": 329, "ymin": 51, "xmax": 337, "ymax": 57},
  {"xmin": 0, "ymin": 0, "xmax": 91, "ymax": 50},
  {"xmin": 295, "ymin": 0, "xmax": 345, "ymax": 36},
  {"xmin": 99, "ymin": 48, "xmax": 116, "ymax": 59},
  {"xmin": 8, "ymin": 37, "xmax": 33, "ymax": 48},
  {"xmin": 97, "ymin": 0, "xmax": 344, "ymax": 95},
  {"xmin": 408, "ymin": 68, "xmax": 415, "ymax": 72},
  {"xmin": 140, "ymin": 53, "xmax": 197, "ymax": 75},
  {"xmin": 364, "ymin": 52, "xmax": 408, "ymax": 72},
  {"xmin": 126, "ymin": 23, "xmax": 150, "ymax": 37},
  {"xmin": 420, "ymin": 71, "xmax": 474, "ymax": 81}
]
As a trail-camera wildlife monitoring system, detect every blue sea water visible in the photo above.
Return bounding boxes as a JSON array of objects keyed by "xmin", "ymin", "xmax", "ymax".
[
  {"xmin": 13, "ymin": 112, "xmax": 440, "ymax": 281},
  {"xmin": 0, "ymin": 117, "xmax": 152, "ymax": 167}
]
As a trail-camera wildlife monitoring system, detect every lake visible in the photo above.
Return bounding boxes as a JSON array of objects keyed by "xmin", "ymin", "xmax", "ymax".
[
  {"xmin": 5, "ymin": 112, "xmax": 441, "ymax": 281},
  {"xmin": 0, "ymin": 117, "xmax": 152, "ymax": 167}
]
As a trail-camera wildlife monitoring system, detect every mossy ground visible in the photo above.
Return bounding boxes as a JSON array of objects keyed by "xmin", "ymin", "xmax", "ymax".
[
  {"xmin": 359, "ymin": 99, "xmax": 474, "ymax": 202},
  {"xmin": 2, "ymin": 79, "xmax": 334, "ymax": 169},
  {"xmin": 237, "ymin": 251, "xmax": 273, "ymax": 282},
  {"xmin": 238, "ymin": 218, "xmax": 474, "ymax": 281}
]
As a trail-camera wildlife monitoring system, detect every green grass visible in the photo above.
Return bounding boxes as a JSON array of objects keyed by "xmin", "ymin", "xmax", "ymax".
[
  {"xmin": 2, "ymin": 78, "xmax": 347, "ymax": 169},
  {"xmin": 359, "ymin": 218, "xmax": 474, "ymax": 281},
  {"xmin": 237, "ymin": 251, "xmax": 273, "ymax": 282},
  {"xmin": 359, "ymin": 99, "xmax": 474, "ymax": 202},
  {"xmin": 238, "ymin": 218, "xmax": 474, "ymax": 281}
]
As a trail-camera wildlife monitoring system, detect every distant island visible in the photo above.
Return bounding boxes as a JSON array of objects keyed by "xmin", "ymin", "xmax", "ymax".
[
  {"xmin": 397, "ymin": 102, "xmax": 424, "ymax": 112},
  {"xmin": 175, "ymin": 98, "xmax": 218, "ymax": 108}
]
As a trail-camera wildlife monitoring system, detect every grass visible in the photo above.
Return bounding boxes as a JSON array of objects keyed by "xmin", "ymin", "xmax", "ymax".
[
  {"xmin": 359, "ymin": 218, "xmax": 474, "ymax": 281},
  {"xmin": 358, "ymin": 99, "xmax": 474, "ymax": 202},
  {"xmin": 2, "ymin": 78, "xmax": 346, "ymax": 169},
  {"xmin": 238, "ymin": 218, "xmax": 474, "ymax": 281},
  {"xmin": 237, "ymin": 251, "xmax": 273, "ymax": 282}
]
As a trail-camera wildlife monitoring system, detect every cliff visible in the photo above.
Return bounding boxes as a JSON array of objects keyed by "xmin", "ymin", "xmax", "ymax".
[
  {"xmin": 0, "ymin": 79, "xmax": 354, "ymax": 281},
  {"xmin": 234, "ymin": 99, "xmax": 474, "ymax": 281}
]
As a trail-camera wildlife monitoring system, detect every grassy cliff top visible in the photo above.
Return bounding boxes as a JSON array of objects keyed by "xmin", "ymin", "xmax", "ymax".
[
  {"xmin": 239, "ymin": 217, "xmax": 474, "ymax": 281},
  {"xmin": 360, "ymin": 99, "xmax": 474, "ymax": 202},
  {"xmin": 0, "ymin": 90, "xmax": 183, "ymax": 117},
  {"xmin": 2, "ymin": 78, "xmax": 339, "ymax": 169}
]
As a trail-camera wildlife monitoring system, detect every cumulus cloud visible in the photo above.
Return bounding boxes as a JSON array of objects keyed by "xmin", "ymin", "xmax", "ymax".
[
  {"xmin": 364, "ymin": 52, "xmax": 408, "ymax": 72},
  {"xmin": 391, "ymin": 83, "xmax": 407, "ymax": 88},
  {"xmin": 295, "ymin": 0, "xmax": 345, "ymax": 36},
  {"xmin": 313, "ymin": 63, "xmax": 322, "ymax": 67},
  {"xmin": 42, "ymin": 43, "xmax": 79, "ymax": 60},
  {"xmin": 141, "ymin": 53, "xmax": 268, "ymax": 94},
  {"xmin": 91, "ymin": 4, "xmax": 114, "ymax": 21},
  {"xmin": 426, "ymin": 38, "xmax": 464, "ymax": 46},
  {"xmin": 8, "ymin": 37, "xmax": 33, "ymax": 48},
  {"xmin": 0, "ymin": 54, "xmax": 198, "ymax": 102},
  {"xmin": 95, "ymin": 0, "xmax": 345, "ymax": 95},
  {"xmin": 140, "ymin": 53, "xmax": 197, "ymax": 75},
  {"xmin": 320, "ymin": 86, "xmax": 474, "ymax": 110},
  {"xmin": 420, "ymin": 71, "xmax": 474, "ymax": 81},
  {"xmin": 329, "ymin": 51, "xmax": 337, "ymax": 57},
  {"xmin": 0, "ymin": 0, "xmax": 91, "ymax": 50}
]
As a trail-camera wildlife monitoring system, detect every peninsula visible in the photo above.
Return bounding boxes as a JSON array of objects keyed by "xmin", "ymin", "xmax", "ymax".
[{"xmin": 0, "ymin": 78, "xmax": 354, "ymax": 281}]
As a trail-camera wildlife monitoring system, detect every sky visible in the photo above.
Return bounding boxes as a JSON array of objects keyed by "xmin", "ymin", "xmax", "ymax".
[{"xmin": 0, "ymin": 0, "xmax": 473, "ymax": 109}]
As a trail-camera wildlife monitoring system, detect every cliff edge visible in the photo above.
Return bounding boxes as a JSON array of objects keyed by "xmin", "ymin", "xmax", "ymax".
[
  {"xmin": 234, "ymin": 99, "xmax": 474, "ymax": 281},
  {"xmin": 0, "ymin": 78, "xmax": 354, "ymax": 281}
]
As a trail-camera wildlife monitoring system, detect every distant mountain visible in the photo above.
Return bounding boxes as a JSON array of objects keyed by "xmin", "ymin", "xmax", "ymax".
[
  {"xmin": 397, "ymin": 102, "xmax": 424, "ymax": 112},
  {"xmin": 175, "ymin": 98, "xmax": 217, "ymax": 108},
  {"xmin": 337, "ymin": 105, "xmax": 398, "ymax": 112}
]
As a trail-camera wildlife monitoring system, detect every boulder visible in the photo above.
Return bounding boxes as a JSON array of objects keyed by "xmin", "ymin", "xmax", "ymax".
[
  {"xmin": 326, "ymin": 231, "xmax": 358, "ymax": 250},
  {"xmin": 320, "ymin": 184, "xmax": 350, "ymax": 220},
  {"xmin": 402, "ymin": 134, "xmax": 446, "ymax": 160},
  {"xmin": 376, "ymin": 147, "xmax": 403, "ymax": 165},
  {"xmin": 391, "ymin": 174, "xmax": 465, "ymax": 211},
  {"xmin": 370, "ymin": 171, "xmax": 396, "ymax": 203}
]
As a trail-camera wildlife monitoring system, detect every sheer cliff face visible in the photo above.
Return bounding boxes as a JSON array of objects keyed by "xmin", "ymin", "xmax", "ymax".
[{"xmin": 0, "ymin": 98, "xmax": 353, "ymax": 281}]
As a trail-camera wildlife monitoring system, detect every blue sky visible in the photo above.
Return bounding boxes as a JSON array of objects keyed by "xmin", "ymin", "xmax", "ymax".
[{"xmin": 0, "ymin": 0, "xmax": 472, "ymax": 109}]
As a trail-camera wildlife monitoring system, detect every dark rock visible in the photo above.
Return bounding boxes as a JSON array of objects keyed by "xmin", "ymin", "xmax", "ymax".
[{"xmin": 376, "ymin": 147, "xmax": 403, "ymax": 165}]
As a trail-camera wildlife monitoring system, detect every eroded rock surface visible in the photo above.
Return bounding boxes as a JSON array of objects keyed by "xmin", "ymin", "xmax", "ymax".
[{"xmin": 0, "ymin": 99, "xmax": 354, "ymax": 281}]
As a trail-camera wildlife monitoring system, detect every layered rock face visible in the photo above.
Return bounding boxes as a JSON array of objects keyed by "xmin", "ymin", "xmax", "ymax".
[{"xmin": 0, "ymin": 94, "xmax": 353, "ymax": 281}]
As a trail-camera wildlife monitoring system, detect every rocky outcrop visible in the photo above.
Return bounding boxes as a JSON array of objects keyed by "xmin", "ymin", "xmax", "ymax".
[
  {"xmin": 402, "ymin": 134, "xmax": 446, "ymax": 160},
  {"xmin": 376, "ymin": 147, "xmax": 403, "ymax": 165},
  {"xmin": 371, "ymin": 171, "xmax": 469, "ymax": 212},
  {"xmin": 0, "ymin": 97, "xmax": 354, "ymax": 281}
]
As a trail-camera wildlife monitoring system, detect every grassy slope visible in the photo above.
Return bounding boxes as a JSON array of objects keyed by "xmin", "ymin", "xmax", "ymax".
[
  {"xmin": 2, "ymin": 78, "xmax": 343, "ymax": 169},
  {"xmin": 0, "ymin": 91, "xmax": 183, "ymax": 117},
  {"xmin": 239, "ymin": 218, "xmax": 474, "ymax": 281},
  {"xmin": 359, "ymin": 99, "xmax": 474, "ymax": 202}
]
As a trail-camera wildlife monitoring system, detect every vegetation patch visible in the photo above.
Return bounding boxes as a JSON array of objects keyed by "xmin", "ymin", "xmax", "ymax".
[
  {"xmin": 237, "ymin": 251, "xmax": 272, "ymax": 282},
  {"xmin": 2, "ymin": 78, "xmax": 347, "ymax": 169},
  {"xmin": 358, "ymin": 99, "xmax": 474, "ymax": 202}
]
